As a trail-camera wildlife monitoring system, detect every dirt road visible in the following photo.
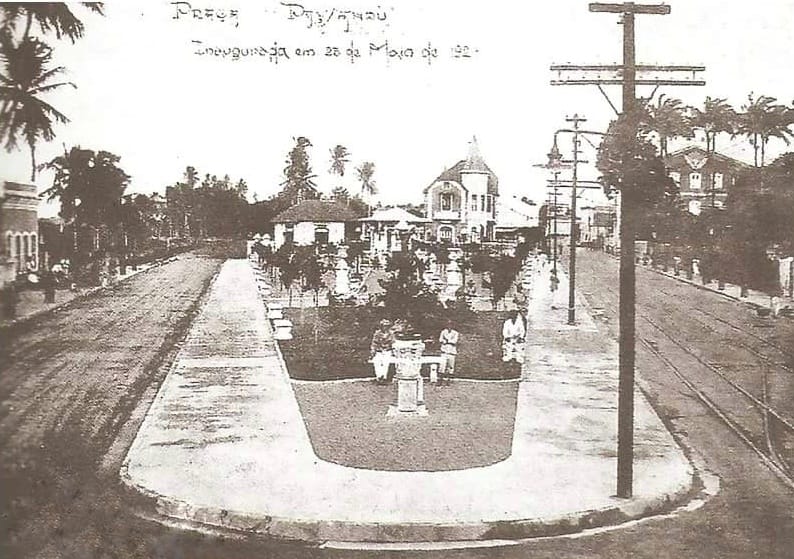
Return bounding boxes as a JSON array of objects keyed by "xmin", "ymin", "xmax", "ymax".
[{"xmin": 0, "ymin": 252, "xmax": 282, "ymax": 558}]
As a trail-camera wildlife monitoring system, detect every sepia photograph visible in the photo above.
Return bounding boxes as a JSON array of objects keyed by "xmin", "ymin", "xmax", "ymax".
[{"xmin": 1, "ymin": 1, "xmax": 793, "ymax": 557}]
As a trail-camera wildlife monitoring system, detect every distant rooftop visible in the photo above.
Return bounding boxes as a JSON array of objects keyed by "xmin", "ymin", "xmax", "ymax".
[{"xmin": 272, "ymin": 199, "xmax": 359, "ymax": 223}]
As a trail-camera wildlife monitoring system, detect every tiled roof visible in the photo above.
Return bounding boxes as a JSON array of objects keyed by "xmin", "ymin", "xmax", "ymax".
[
  {"xmin": 425, "ymin": 159, "xmax": 499, "ymax": 195},
  {"xmin": 272, "ymin": 200, "xmax": 358, "ymax": 223},
  {"xmin": 665, "ymin": 145, "xmax": 750, "ymax": 169}
]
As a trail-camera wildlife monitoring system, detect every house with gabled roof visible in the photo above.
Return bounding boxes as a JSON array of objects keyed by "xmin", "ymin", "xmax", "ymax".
[
  {"xmin": 271, "ymin": 200, "xmax": 358, "ymax": 248},
  {"xmin": 423, "ymin": 137, "xmax": 499, "ymax": 244},
  {"xmin": 665, "ymin": 145, "xmax": 749, "ymax": 215}
]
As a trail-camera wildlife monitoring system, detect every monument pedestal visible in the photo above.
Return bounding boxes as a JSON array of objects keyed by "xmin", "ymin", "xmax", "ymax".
[{"xmin": 386, "ymin": 339, "xmax": 427, "ymax": 418}]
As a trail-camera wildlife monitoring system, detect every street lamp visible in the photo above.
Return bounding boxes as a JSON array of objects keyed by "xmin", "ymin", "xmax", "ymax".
[
  {"xmin": 547, "ymin": 119, "xmax": 609, "ymax": 325},
  {"xmin": 548, "ymin": 141, "xmax": 564, "ymax": 277},
  {"xmin": 535, "ymin": 143, "xmax": 569, "ymax": 279}
]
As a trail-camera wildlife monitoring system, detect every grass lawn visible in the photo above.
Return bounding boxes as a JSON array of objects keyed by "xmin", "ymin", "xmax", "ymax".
[
  {"xmin": 280, "ymin": 306, "xmax": 522, "ymax": 381},
  {"xmin": 291, "ymin": 380, "xmax": 519, "ymax": 471}
]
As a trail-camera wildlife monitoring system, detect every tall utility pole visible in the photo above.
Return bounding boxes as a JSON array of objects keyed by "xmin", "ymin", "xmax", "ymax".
[
  {"xmin": 550, "ymin": 174, "xmax": 560, "ymax": 277},
  {"xmin": 546, "ymin": 118, "xmax": 604, "ymax": 324},
  {"xmin": 551, "ymin": 2, "xmax": 705, "ymax": 499},
  {"xmin": 566, "ymin": 114, "xmax": 586, "ymax": 325}
]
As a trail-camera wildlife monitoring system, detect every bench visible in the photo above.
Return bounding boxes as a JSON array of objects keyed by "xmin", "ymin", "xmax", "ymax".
[{"xmin": 368, "ymin": 354, "xmax": 448, "ymax": 383}]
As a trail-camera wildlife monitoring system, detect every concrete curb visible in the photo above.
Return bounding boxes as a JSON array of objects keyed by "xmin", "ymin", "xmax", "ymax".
[
  {"xmin": 120, "ymin": 259, "xmax": 701, "ymax": 547},
  {"xmin": 123, "ymin": 467, "xmax": 698, "ymax": 544}
]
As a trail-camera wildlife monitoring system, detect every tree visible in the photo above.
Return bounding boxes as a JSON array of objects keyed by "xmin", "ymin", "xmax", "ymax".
[
  {"xmin": 329, "ymin": 144, "xmax": 350, "ymax": 177},
  {"xmin": 0, "ymin": 36, "xmax": 74, "ymax": 180},
  {"xmin": 356, "ymin": 161, "xmax": 377, "ymax": 198},
  {"xmin": 597, "ymin": 110, "xmax": 677, "ymax": 212},
  {"xmin": 737, "ymin": 93, "xmax": 794, "ymax": 167},
  {"xmin": 330, "ymin": 186, "xmax": 351, "ymax": 205},
  {"xmin": 641, "ymin": 94, "xmax": 693, "ymax": 157},
  {"xmin": 374, "ymin": 251, "xmax": 444, "ymax": 333},
  {"xmin": 235, "ymin": 178, "xmax": 248, "ymax": 199},
  {"xmin": 690, "ymin": 97, "xmax": 737, "ymax": 154},
  {"xmin": 282, "ymin": 136, "xmax": 318, "ymax": 204},
  {"xmin": 0, "ymin": 3, "xmax": 105, "ymax": 43},
  {"xmin": 0, "ymin": 3, "xmax": 104, "ymax": 181},
  {"xmin": 41, "ymin": 146, "xmax": 129, "ymax": 280}
]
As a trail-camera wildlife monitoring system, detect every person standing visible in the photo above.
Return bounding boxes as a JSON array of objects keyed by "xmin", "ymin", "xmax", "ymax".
[
  {"xmin": 41, "ymin": 267, "xmax": 56, "ymax": 304},
  {"xmin": 438, "ymin": 319, "xmax": 460, "ymax": 385},
  {"xmin": 502, "ymin": 310, "xmax": 526, "ymax": 366},
  {"xmin": 370, "ymin": 319, "xmax": 395, "ymax": 384}
]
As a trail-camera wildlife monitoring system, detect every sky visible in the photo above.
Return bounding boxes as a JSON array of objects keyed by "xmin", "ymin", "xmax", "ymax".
[{"xmin": 3, "ymin": 0, "xmax": 794, "ymax": 217}]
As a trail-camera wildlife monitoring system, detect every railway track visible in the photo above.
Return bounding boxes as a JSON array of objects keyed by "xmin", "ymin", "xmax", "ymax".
[{"xmin": 584, "ymin": 279, "xmax": 794, "ymax": 491}]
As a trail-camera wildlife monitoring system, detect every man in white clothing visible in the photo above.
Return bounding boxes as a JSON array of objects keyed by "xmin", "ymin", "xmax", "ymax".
[
  {"xmin": 438, "ymin": 319, "xmax": 459, "ymax": 385},
  {"xmin": 502, "ymin": 310, "xmax": 526, "ymax": 365}
]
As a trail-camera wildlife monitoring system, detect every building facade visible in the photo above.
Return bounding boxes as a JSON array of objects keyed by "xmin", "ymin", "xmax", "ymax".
[
  {"xmin": 359, "ymin": 207, "xmax": 430, "ymax": 254},
  {"xmin": 1, "ymin": 180, "xmax": 40, "ymax": 287},
  {"xmin": 494, "ymin": 195, "xmax": 540, "ymax": 240},
  {"xmin": 578, "ymin": 204, "xmax": 617, "ymax": 248},
  {"xmin": 423, "ymin": 138, "xmax": 499, "ymax": 243},
  {"xmin": 272, "ymin": 200, "xmax": 358, "ymax": 249},
  {"xmin": 665, "ymin": 146, "xmax": 748, "ymax": 215}
]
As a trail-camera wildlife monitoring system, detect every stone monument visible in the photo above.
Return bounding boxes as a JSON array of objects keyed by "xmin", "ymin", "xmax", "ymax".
[
  {"xmin": 334, "ymin": 245, "xmax": 350, "ymax": 297},
  {"xmin": 387, "ymin": 337, "xmax": 427, "ymax": 417}
]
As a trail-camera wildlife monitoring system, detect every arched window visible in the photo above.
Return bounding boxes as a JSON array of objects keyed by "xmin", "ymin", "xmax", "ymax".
[
  {"xmin": 31, "ymin": 233, "xmax": 38, "ymax": 269},
  {"xmin": 15, "ymin": 235, "xmax": 22, "ymax": 271}
]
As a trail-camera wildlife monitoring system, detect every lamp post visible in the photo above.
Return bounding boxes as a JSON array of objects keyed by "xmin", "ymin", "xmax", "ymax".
[{"xmin": 546, "ymin": 121, "xmax": 609, "ymax": 325}]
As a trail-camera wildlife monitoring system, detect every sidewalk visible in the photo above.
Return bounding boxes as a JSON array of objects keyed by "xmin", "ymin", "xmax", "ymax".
[
  {"xmin": 600, "ymin": 250, "xmax": 792, "ymax": 316},
  {"xmin": 644, "ymin": 263, "xmax": 792, "ymax": 314},
  {"xmin": 121, "ymin": 259, "xmax": 696, "ymax": 544},
  {"xmin": 0, "ymin": 261, "xmax": 162, "ymax": 329}
]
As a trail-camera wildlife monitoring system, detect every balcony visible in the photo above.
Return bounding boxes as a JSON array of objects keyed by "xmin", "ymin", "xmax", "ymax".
[{"xmin": 432, "ymin": 210, "xmax": 461, "ymax": 221}]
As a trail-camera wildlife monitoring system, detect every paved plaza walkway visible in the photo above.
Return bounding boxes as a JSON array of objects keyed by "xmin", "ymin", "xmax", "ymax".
[{"xmin": 121, "ymin": 259, "xmax": 695, "ymax": 544}]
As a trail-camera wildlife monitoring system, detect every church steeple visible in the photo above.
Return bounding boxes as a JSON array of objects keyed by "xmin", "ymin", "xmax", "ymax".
[{"xmin": 463, "ymin": 136, "xmax": 488, "ymax": 173}]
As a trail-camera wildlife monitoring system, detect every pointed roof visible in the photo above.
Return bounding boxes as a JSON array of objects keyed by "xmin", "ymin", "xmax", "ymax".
[
  {"xmin": 424, "ymin": 138, "xmax": 499, "ymax": 195},
  {"xmin": 463, "ymin": 136, "xmax": 489, "ymax": 173}
]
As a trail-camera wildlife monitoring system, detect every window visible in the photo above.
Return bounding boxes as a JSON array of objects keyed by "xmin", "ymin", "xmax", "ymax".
[
  {"xmin": 713, "ymin": 173, "xmax": 724, "ymax": 190},
  {"xmin": 441, "ymin": 192, "xmax": 453, "ymax": 211},
  {"xmin": 439, "ymin": 226, "xmax": 453, "ymax": 241},
  {"xmin": 480, "ymin": 196, "xmax": 485, "ymax": 212},
  {"xmin": 471, "ymin": 194, "xmax": 478, "ymax": 211},
  {"xmin": 486, "ymin": 195, "xmax": 492, "ymax": 214},
  {"xmin": 689, "ymin": 172, "xmax": 702, "ymax": 190},
  {"xmin": 315, "ymin": 225, "xmax": 329, "ymax": 245}
]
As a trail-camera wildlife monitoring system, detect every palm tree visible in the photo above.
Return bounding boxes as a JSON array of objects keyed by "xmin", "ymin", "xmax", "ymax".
[
  {"xmin": 329, "ymin": 144, "xmax": 350, "ymax": 177},
  {"xmin": 690, "ymin": 97, "xmax": 737, "ymax": 154},
  {"xmin": 356, "ymin": 161, "xmax": 377, "ymax": 197},
  {"xmin": 1, "ymin": 3, "xmax": 104, "ymax": 43},
  {"xmin": 642, "ymin": 94, "xmax": 693, "ymax": 157},
  {"xmin": 737, "ymin": 93, "xmax": 794, "ymax": 167},
  {"xmin": 0, "ymin": 36, "xmax": 75, "ymax": 181}
]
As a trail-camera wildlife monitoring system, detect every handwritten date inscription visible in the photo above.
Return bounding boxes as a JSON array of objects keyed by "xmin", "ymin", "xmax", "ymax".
[{"xmin": 191, "ymin": 39, "xmax": 478, "ymax": 66}]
